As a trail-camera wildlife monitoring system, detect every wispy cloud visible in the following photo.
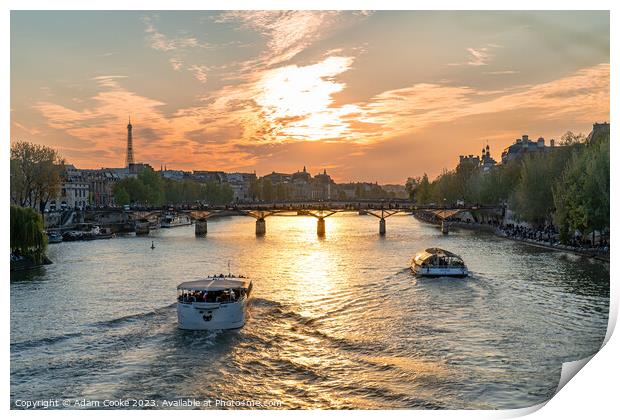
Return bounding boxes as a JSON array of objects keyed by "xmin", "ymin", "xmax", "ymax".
[
  {"xmin": 449, "ymin": 44, "xmax": 499, "ymax": 67},
  {"xmin": 349, "ymin": 63, "xmax": 609, "ymax": 141},
  {"xmin": 169, "ymin": 58, "xmax": 183, "ymax": 71},
  {"xmin": 142, "ymin": 16, "xmax": 207, "ymax": 52},
  {"xmin": 216, "ymin": 11, "xmax": 341, "ymax": 67},
  {"xmin": 483, "ymin": 70, "xmax": 520, "ymax": 75},
  {"xmin": 188, "ymin": 65, "xmax": 208, "ymax": 83}
]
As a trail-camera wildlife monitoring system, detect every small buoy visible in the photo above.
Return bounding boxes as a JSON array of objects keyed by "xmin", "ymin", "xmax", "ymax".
[{"xmin": 151, "ymin": 241, "xmax": 155, "ymax": 249}]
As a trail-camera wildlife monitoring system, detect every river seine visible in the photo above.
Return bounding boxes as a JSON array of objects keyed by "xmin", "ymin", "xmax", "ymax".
[{"xmin": 10, "ymin": 214, "xmax": 609, "ymax": 409}]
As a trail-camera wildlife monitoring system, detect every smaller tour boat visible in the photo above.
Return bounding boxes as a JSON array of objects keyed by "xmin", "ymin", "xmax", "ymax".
[
  {"xmin": 177, "ymin": 274, "xmax": 253, "ymax": 330},
  {"xmin": 161, "ymin": 213, "xmax": 191, "ymax": 228},
  {"xmin": 411, "ymin": 247, "xmax": 468, "ymax": 278}
]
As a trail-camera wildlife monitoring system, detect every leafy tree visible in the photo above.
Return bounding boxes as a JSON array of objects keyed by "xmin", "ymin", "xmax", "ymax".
[
  {"xmin": 414, "ymin": 174, "xmax": 432, "ymax": 204},
  {"xmin": 553, "ymin": 130, "xmax": 609, "ymax": 243},
  {"xmin": 10, "ymin": 205, "xmax": 48, "ymax": 264},
  {"xmin": 10, "ymin": 141, "xmax": 64, "ymax": 212},
  {"xmin": 114, "ymin": 187, "xmax": 130, "ymax": 205}
]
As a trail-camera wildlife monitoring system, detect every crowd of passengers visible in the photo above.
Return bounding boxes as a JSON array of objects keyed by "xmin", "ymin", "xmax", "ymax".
[
  {"xmin": 178, "ymin": 288, "xmax": 246, "ymax": 303},
  {"xmin": 421, "ymin": 256, "xmax": 465, "ymax": 267}
]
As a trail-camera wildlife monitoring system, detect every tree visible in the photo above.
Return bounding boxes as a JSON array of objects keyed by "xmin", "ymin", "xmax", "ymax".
[
  {"xmin": 10, "ymin": 141, "xmax": 64, "ymax": 212},
  {"xmin": 10, "ymin": 205, "xmax": 48, "ymax": 264},
  {"xmin": 114, "ymin": 187, "xmax": 130, "ymax": 205},
  {"xmin": 414, "ymin": 174, "xmax": 431, "ymax": 204},
  {"xmin": 559, "ymin": 131, "xmax": 586, "ymax": 146},
  {"xmin": 553, "ymin": 130, "xmax": 609, "ymax": 243},
  {"xmin": 405, "ymin": 177, "xmax": 418, "ymax": 201}
]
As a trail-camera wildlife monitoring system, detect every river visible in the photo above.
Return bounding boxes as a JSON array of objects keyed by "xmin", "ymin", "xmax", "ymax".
[{"xmin": 10, "ymin": 213, "xmax": 609, "ymax": 409}]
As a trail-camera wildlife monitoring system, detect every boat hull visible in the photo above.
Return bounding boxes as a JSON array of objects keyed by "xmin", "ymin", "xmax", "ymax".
[
  {"xmin": 412, "ymin": 265, "xmax": 468, "ymax": 278},
  {"xmin": 177, "ymin": 300, "xmax": 247, "ymax": 330}
]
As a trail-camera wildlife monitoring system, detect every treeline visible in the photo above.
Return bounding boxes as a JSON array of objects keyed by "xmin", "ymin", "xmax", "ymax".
[
  {"xmin": 408, "ymin": 130, "xmax": 609, "ymax": 242},
  {"xmin": 113, "ymin": 168, "xmax": 233, "ymax": 206},
  {"xmin": 10, "ymin": 205, "xmax": 48, "ymax": 264}
]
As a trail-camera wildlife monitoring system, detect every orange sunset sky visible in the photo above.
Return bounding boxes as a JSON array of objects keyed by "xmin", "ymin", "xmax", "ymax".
[{"xmin": 10, "ymin": 11, "xmax": 609, "ymax": 183}]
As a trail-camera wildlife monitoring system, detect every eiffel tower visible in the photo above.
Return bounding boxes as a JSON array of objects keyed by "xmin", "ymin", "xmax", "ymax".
[{"xmin": 126, "ymin": 116, "xmax": 134, "ymax": 167}]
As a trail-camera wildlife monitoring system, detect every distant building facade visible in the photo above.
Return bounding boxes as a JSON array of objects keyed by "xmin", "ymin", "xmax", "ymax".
[
  {"xmin": 587, "ymin": 122, "xmax": 610, "ymax": 142},
  {"xmin": 81, "ymin": 169, "xmax": 120, "ymax": 207},
  {"xmin": 226, "ymin": 172, "xmax": 257, "ymax": 202},
  {"xmin": 501, "ymin": 134, "xmax": 555, "ymax": 164},
  {"xmin": 479, "ymin": 145, "xmax": 497, "ymax": 172},
  {"xmin": 192, "ymin": 170, "xmax": 227, "ymax": 184},
  {"xmin": 47, "ymin": 164, "xmax": 90, "ymax": 211},
  {"xmin": 459, "ymin": 144, "xmax": 497, "ymax": 173}
]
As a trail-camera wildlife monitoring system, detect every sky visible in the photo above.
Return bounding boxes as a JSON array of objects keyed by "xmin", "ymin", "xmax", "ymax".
[{"xmin": 10, "ymin": 11, "xmax": 610, "ymax": 183}]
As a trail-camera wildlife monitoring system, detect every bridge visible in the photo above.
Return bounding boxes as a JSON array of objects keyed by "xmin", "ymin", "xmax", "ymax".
[{"xmin": 105, "ymin": 201, "xmax": 504, "ymax": 237}]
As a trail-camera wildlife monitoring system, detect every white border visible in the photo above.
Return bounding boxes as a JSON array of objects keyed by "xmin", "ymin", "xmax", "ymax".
[{"xmin": 3, "ymin": 1, "xmax": 617, "ymax": 420}]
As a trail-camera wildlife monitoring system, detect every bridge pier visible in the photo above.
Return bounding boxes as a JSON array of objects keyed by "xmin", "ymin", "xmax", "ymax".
[
  {"xmin": 379, "ymin": 217, "xmax": 386, "ymax": 235},
  {"xmin": 317, "ymin": 218, "xmax": 326, "ymax": 236},
  {"xmin": 195, "ymin": 219, "xmax": 208, "ymax": 236},
  {"xmin": 441, "ymin": 220, "xmax": 449, "ymax": 235},
  {"xmin": 256, "ymin": 218, "xmax": 266, "ymax": 236}
]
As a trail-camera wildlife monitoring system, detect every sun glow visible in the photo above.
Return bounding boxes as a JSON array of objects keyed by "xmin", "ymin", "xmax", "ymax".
[{"xmin": 255, "ymin": 56, "xmax": 358, "ymax": 141}]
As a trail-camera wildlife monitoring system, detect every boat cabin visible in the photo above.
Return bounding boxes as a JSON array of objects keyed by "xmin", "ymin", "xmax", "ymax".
[
  {"xmin": 413, "ymin": 248, "xmax": 466, "ymax": 268},
  {"xmin": 177, "ymin": 276, "xmax": 251, "ymax": 304}
]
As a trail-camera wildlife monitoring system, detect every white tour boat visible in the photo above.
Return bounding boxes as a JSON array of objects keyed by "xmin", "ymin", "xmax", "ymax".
[
  {"xmin": 161, "ymin": 213, "xmax": 191, "ymax": 228},
  {"xmin": 411, "ymin": 247, "xmax": 468, "ymax": 278},
  {"xmin": 176, "ymin": 274, "xmax": 253, "ymax": 330}
]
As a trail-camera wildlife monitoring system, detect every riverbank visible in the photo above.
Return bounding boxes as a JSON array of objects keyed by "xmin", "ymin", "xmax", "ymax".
[{"xmin": 414, "ymin": 214, "xmax": 610, "ymax": 263}]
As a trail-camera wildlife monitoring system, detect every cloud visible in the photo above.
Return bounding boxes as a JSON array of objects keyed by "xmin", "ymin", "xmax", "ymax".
[
  {"xmin": 169, "ymin": 58, "xmax": 183, "ymax": 71},
  {"xmin": 483, "ymin": 70, "xmax": 520, "ymax": 75},
  {"xmin": 348, "ymin": 63, "xmax": 609, "ymax": 142},
  {"xmin": 216, "ymin": 11, "xmax": 343, "ymax": 68},
  {"xmin": 32, "ymin": 59, "xmax": 609, "ymax": 174},
  {"xmin": 466, "ymin": 47, "xmax": 491, "ymax": 66},
  {"xmin": 449, "ymin": 44, "xmax": 499, "ymax": 67},
  {"xmin": 142, "ymin": 16, "xmax": 206, "ymax": 52},
  {"xmin": 91, "ymin": 75, "xmax": 128, "ymax": 88},
  {"xmin": 188, "ymin": 65, "xmax": 208, "ymax": 83}
]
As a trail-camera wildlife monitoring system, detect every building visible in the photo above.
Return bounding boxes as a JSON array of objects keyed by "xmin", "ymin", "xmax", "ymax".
[
  {"xmin": 291, "ymin": 166, "xmax": 312, "ymax": 199},
  {"xmin": 459, "ymin": 154, "xmax": 480, "ymax": 167},
  {"xmin": 254, "ymin": 167, "xmax": 336, "ymax": 201},
  {"xmin": 501, "ymin": 134, "xmax": 554, "ymax": 164},
  {"xmin": 311, "ymin": 169, "xmax": 334, "ymax": 200},
  {"xmin": 587, "ymin": 122, "xmax": 610, "ymax": 142},
  {"xmin": 382, "ymin": 184, "xmax": 408, "ymax": 199},
  {"xmin": 160, "ymin": 169, "xmax": 188, "ymax": 181},
  {"xmin": 128, "ymin": 162, "xmax": 153, "ymax": 174},
  {"xmin": 192, "ymin": 170, "xmax": 227, "ymax": 184},
  {"xmin": 479, "ymin": 144, "xmax": 497, "ymax": 173},
  {"xmin": 47, "ymin": 164, "xmax": 90, "ymax": 211},
  {"xmin": 81, "ymin": 169, "xmax": 120, "ymax": 207},
  {"xmin": 262, "ymin": 171, "xmax": 292, "ymax": 185},
  {"xmin": 226, "ymin": 172, "xmax": 257, "ymax": 202}
]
